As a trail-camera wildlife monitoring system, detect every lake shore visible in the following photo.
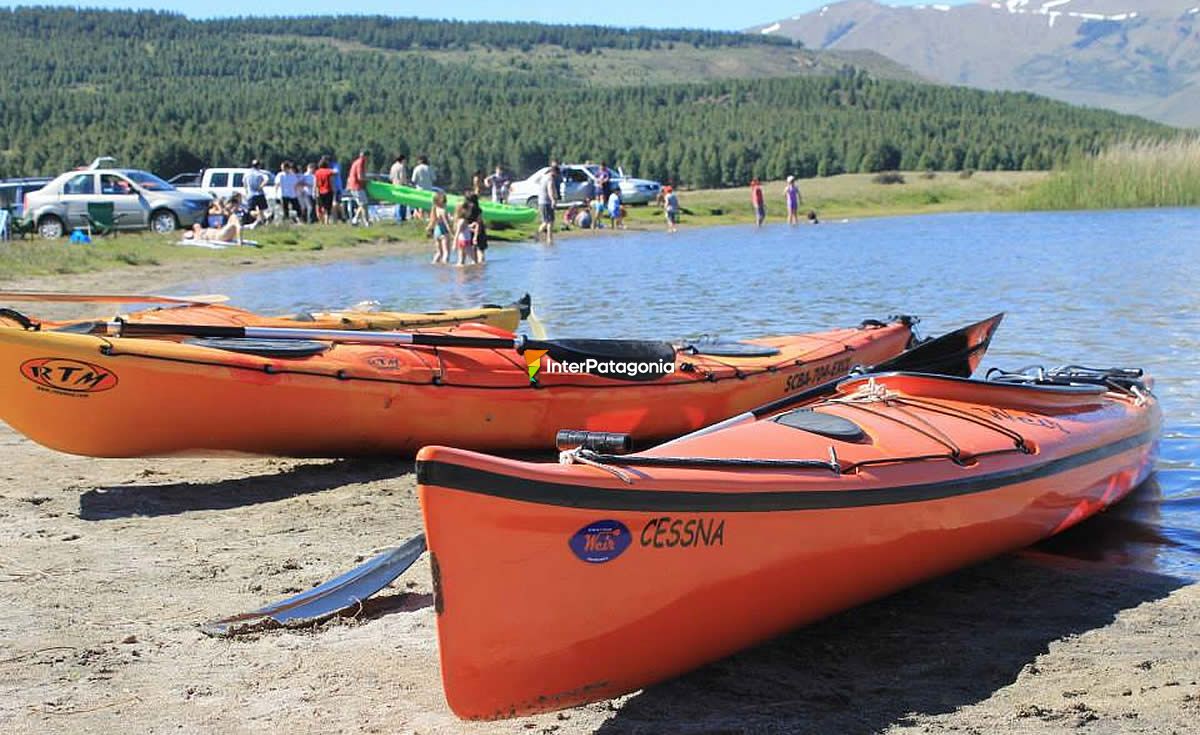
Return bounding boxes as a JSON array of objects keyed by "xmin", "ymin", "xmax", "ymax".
[
  {"xmin": 0, "ymin": 171, "xmax": 1047, "ymax": 286},
  {"xmin": 0, "ymin": 432, "xmax": 1195, "ymax": 733}
]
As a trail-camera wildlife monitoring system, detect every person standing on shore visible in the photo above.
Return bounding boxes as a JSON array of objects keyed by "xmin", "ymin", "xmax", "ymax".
[
  {"xmin": 751, "ymin": 179, "xmax": 766, "ymax": 228},
  {"xmin": 537, "ymin": 163, "xmax": 559, "ymax": 244},
  {"xmin": 784, "ymin": 175, "xmax": 801, "ymax": 226},
  {"xmin": 663, "ymin": 185, "xmax": 679, "ymax": 233},
  {"xmin": 596, "ymin": 162, "xmax": 612, "ymax": 203},
  {"xmin": 281, "ymin": 162, "xmax": 304, "ymax": 224},
  {"xmin": 244, "ymin": 159, "xmax": 271, "ymax": 225},
  {"xmin": 411, "ymin": 156, "xmax": 434, "ymax": 221},
  {"xmin": 388, "ymin": 154, "xmax": 409, "ymax": 222},
  {"xmin": 412, "ymin": 156, "xmax": 434, "ymax": 191},
  {"xmin": 314, "ymin": 156, "xmax": 336, "ymax": 225},
  {"xmin": 346, "ymin": 150, "xmax": 371, "ymax": 227},
  {"xmin": 607, "ymin": 187, "xmax": 625, "ymax": 230},
  {"xmin": 330, "ymin": 157, "xmax": 345, "ymax": 222},
  {"xmin": 484, "ymin": 165, "xmax": 510, "ymax": 204},
  {"xmin": 299, "ymin": 162, "xmax": 317, "ymax": 224}
]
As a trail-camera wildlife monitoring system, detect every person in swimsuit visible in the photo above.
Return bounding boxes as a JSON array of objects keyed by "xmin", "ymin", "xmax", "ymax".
[
  {"xmin": 427, "ymin": 190, "xmax": 451, "ymax": 264},
  {"xmin": 184, "ymin": 208, "xmax": 242, "ymax": 245},
  {"xmin": 784, "ymin": 175, "xmax": 801, "ymax": 226},
  {"xmin": 453, "ymin": 200, "xmax": 479, "ymax": 266},
  {"xmin": 751, "ymin": 179, "xmax": 766, "ymax": 228}
]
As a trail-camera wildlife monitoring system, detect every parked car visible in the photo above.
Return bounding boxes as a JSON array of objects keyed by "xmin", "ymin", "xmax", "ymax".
[
  {"xmin": 0, "ymin": 177, "xmax": 52, "ymax": 219},
  {"xmin": 173, "ymin": 168, "xmax": 280, "ymax": 204},
  {"xmin": 507, "ymin": 164, "xmax": 662, "ymax": 208},
  {"xmin": 24, "ymin": 162, "xmax": 212, "ymax": 239}
]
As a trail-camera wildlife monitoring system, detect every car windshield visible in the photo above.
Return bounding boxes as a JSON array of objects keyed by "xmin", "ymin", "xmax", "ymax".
[{"xmin": 121, "ymin": 170, "xmax": 175, "ymax": 192}]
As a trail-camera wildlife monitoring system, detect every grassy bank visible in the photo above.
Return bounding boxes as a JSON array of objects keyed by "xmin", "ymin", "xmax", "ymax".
[
  {"xmin": 0, "ymin": 220, "xmax": 445, "ymax": 281},
  {"xmin": 657, "ymin": 171, "xmax": 1047, "ymax": 226},
  {"xmin": 1020, "ymin": 139, "xmax": 1200, "ymax": 211},
  {"xmin": 0, "ymin": 171, "xmax": 1047, "ymax": 282}
]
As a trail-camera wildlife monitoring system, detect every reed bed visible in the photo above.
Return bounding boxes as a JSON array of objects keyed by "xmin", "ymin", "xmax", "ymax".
[{"xmin": 1021, "ymin": 138, "xmax": 1200, "ymax": 210}]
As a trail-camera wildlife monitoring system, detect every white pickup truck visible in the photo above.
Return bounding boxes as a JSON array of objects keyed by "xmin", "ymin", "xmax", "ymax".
[{"xmin": 169, "ymin": 168, "xmax": 281, "ymax": 204}]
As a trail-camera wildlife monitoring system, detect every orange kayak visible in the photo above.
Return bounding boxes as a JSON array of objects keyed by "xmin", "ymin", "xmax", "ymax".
[
  {"xmin": 0, "ymin": 294, "xmax": 532, "ymax": 333},
  {"xmin": 416, "ymin": 366, "xmax": 1160, "ymax": 719},
  {"xmin": 0, "ymin": 317, "xmax": 913, "ymax": 457}
]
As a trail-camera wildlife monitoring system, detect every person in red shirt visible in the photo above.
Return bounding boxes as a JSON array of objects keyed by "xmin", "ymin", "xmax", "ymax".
[
  {"xmin": 346, "ymin": 150, "xmax": 371, "ymax": 227},
  {"xmin": 314, "ymin": 156, "xmax": 336, "ymax": 225},
  {"xmin": 750, "ymin": 179, "xmax": 766, "ymax": 228}
]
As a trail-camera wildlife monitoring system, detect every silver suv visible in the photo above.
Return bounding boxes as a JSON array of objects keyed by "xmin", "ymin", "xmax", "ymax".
[{"xmin": 24, "ymin": 162, "xmax": 211, "ymax": 239}]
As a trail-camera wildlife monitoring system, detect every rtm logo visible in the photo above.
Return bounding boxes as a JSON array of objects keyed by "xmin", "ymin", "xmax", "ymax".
[
  {"xmin": 523, "ymin": 349, "xmax": 548, "ymax": 382},
  {"xmin": 20, "ymin": 358, "xmax": 118, "ymax": 394}
]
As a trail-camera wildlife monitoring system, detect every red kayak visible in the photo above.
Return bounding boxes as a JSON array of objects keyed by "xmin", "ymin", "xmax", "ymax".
[{"xmin": 416, "ymin": 364, "xmax": 1160, "ymax": 718}]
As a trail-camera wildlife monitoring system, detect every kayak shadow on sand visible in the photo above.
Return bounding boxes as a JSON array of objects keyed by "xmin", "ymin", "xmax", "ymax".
[
  {"xmin": 78, "ymin": 459, "xmax": 413, "ymax": 520},
  {"xmin": 596, "ymin": 530, "xmax": 1185, "ymax": 733}
]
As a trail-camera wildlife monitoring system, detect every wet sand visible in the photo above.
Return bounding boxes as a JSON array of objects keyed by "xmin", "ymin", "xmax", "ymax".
[{"xmin": 0, "ymin": 428, "xmax": 1196, "ymax": 734}]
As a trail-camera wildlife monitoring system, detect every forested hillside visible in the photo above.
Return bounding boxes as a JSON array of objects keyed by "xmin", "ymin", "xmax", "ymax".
[{"xmin": 0, "ymin": 8, "xmax": 1175, "ymax": 188}]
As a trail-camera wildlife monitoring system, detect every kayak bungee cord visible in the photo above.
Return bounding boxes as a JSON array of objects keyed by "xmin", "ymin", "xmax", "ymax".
[{"xmin": 557, "ymin": 375, "xmax": 1045, "ymax": 482}]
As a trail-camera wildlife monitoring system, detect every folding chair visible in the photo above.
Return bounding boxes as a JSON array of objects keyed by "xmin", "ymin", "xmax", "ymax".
[{"xmin": 84, "ymin": 202, "xmax": 125, "ymax": 237}]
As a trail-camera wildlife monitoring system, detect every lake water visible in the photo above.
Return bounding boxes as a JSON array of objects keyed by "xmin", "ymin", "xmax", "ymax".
[{"xmin": 179, "ymin": 208, "xmax": 1200, "ymax": 579}]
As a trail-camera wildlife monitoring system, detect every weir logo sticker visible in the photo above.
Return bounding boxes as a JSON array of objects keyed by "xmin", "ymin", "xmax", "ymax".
[
  {"xmin": 20, "ymin": 358, "xmax": 118, "ymax": 395},
  {"xmin": 568, "ymin": 519, "xmax": 632, "ymax": 564},
  {"xmin": 640, "ymin": 517, "xmax": 725, "ymax": 548}
]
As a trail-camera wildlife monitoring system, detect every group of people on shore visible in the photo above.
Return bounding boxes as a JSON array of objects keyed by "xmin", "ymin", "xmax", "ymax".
[
  {"xmin": 215, "ymin": 151, "xmax": 816, "ymax": 257},
  {"xmin": 534, "ymin": 161, "xmax": 642, "ymax": 244},
  {"xmin": 750, "ymin": 176, "xmax": 818, "ymax": 227}
]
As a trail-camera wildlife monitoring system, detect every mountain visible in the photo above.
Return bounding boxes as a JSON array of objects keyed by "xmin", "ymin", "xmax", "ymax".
[{"xmin": 752, "ymin": 0, "xmax": 1200, "ymax": 127}]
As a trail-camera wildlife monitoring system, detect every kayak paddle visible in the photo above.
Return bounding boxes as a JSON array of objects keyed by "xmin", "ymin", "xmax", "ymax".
[
  {"xmin": 104, "ymin": 320, "xmax": 677, "ymax": 380},
  {"xmin": 0, "ymin": 291, "xmax": 230, "ymax": 305}
]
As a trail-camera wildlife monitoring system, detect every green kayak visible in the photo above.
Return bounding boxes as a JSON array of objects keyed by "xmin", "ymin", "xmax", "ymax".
[{"xmin": 366, "ymin": 181, "xmax": 537, "ymax": 225}]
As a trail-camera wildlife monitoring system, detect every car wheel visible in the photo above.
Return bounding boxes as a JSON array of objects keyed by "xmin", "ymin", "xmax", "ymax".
[
  {"xmin": 151, "ymin": 210, "xmax": 178, "ymax": 234},
  {"xmin": 37, "ymin": 215, "xmax": 64, "ymax": 240},
  {"xmin": 525, "ymin": 197, "xmax": 538, "ymax": 209}
]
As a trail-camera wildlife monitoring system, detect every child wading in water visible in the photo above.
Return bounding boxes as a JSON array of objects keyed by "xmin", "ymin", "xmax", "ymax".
[
  {"xmin": 663, "ymin": 186, "xmax": 679, "ymax": 233},
  {"xmin": 784, "ymin": 175, "xmax": 801, "ymax": 225},
  {"xmin": 453, "ymin": 194, "xmax": 485, "ymax": 266},
  {"xmin": 427, "ymin": 191, "xmax": 451, "ymax": 264},
  {"xmin": 750, "ymin": 179, "xmax": 766, "ymax": 227}
]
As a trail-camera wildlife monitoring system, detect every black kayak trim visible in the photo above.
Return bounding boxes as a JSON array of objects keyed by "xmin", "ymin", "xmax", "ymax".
[{"xmin": 415, "ymin": 427, "xmax": 1159, "ymax": 513}]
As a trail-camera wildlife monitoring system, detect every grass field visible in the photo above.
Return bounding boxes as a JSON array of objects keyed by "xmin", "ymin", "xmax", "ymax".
[{"xmin": 0, "ymin": 171, "xmax": 1050, "ymax": 281}]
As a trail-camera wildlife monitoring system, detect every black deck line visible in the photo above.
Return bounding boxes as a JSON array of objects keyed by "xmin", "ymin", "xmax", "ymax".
[{"xmin": 416, "ymin": 427, "xmax": 1159, "ymax": 512}]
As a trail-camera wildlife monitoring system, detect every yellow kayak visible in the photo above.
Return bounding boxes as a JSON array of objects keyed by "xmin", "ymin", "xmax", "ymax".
[{"xmin": 0, "ymin": 294, "xmax": 532, "ymax": 333}]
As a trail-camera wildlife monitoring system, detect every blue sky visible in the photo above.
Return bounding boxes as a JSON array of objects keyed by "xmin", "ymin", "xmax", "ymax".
[{"xmin": 3, "ymin": 1, "xmax": 962, "ymax": 31}]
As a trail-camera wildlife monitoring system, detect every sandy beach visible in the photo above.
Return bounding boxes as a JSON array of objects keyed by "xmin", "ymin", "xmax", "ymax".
[
  {"xmin": 0, "ymin": 430, "xmax": 1196, "ymax": 734},
  {"xmin": 0, "ymin": 262, "xmax": 1197, "ymax": 734}
]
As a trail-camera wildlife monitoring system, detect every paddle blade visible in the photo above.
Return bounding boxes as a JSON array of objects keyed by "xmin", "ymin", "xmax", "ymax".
[
  {"xmin": 876, "ymin": 313, "xmax": 1003, "ymax": 378},
  {"xmin": 201, "ymin": 534, "xmax": 427, "ymax": 637}
]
